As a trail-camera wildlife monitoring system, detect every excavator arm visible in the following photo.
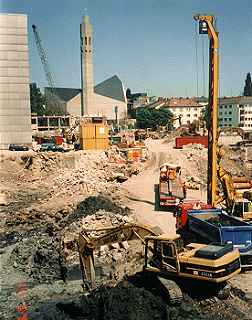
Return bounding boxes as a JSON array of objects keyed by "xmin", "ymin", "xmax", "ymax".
[{"xmin": 78, "ymin": 223, "xmax": 159, "ymax": 290}]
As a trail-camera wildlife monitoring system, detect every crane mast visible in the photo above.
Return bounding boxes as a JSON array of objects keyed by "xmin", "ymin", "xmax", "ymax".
[{"xmin": 194, "ymin": 15, "xmax": 219, "ymax": 207}]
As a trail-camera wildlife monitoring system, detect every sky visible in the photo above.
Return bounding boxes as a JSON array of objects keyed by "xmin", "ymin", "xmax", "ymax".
[{"xmin": 1, "ymin": 0, "xmax": 252, "ymax": 97}]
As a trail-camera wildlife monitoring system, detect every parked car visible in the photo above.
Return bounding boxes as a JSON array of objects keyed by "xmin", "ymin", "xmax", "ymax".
[
  {"xmin": 9, "ymin": 144, "xmax": 29, "ymax": 151},
  {"xmin": 39, "ymin": 143, "xmax": 65, "ymax": 152}
]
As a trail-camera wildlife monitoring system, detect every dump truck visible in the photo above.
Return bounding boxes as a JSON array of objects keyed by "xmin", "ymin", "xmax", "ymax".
[
  {"xmin": 158, "ymin": 163, "xmax": 185, "ymax": 208},
  {"xmin": 77, "ymin": 223, "xmax": 241, "ymax": 303},
  {"xmin": 180, "ymin": 209, "xmax": 252, "ymax": 268}
]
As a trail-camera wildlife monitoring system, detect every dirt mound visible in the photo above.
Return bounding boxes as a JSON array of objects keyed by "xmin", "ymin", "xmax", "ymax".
[
  {"xmin": 30, "ymin": 282, "xmax": 169, "ymax": 320},
  {"xmin": 10, "ymin": 235, "xmax": 66, "ymax": 284}
]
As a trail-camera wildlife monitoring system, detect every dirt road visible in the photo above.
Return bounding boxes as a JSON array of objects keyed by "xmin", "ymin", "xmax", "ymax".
[
  {"xmin": 123, "ymin": 139, "xmax": 177, "ymax": 234},
  {"xmin": 123, "ymin": 138, "xmax": 206, "ymax": 234}
]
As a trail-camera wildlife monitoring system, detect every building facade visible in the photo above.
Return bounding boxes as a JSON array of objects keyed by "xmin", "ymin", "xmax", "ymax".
[
  {"xmin": 218, "ymin": 97, "xmax": 252, "ymax": 130},
  {"xmin": 0, "ymin": 13, "xmax": 32, "ymax": 149},
  {"xmin": 218, "ymin": 97, "xmax": 239, "ymax": 128},
  {"xmin": 167, "ymin": 98, "xmax": 204, "ymax": 128}
]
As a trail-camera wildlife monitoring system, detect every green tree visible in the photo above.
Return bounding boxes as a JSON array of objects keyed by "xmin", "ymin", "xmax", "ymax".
[
  {"xmin": 200, "ymin": 106, "xmax": 209, "ymax": 128},
  {"xmin": 244, "ymin": 73, "xmax": 252, "ymax": 96},
  {"xmin": 136, "ymin": 107, "xmax": 173, "ymax": 130},
  {"xmin": 30, "ymin": 83, "xmax": 45, "ymax": 115}
]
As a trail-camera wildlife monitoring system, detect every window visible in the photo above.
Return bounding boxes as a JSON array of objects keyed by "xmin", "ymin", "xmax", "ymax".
[
  {"xmin": 85, "ymin": 36, "xmax": 87, "ymax": 45},
  {"xmin": 229, "ymin": 105, "xmax": 232, "ymax": 108},
  {"xmin": 229, "ymin": 111, "xmax": 232, "ymax": 115},
  {"xmin": 229, "ymin": 124, "xmax": 232, "ymax": 127},
  {"xmin": 224, "ymin": 118, "xmax": 227, "ymax": 121},
  {"xmin": 229, "ymin": 118, "xmax": 232, "ymax": 121},
  {"xmin": 220, "ymin": 106, "xmax": 223, "ymax": 109},
  {"xmin": 31, "ymin": 118, "xmax": 36, "ymax": 124},
  {"xmin": 194, "ymin": 107, "xmax": 197, "ymax": 111},
  {"xmin": 162, "ymin": 243, "xmax": 173, "ymax": 257},
  {"xmin": 219, "ymin": 118, "xmax": 223, "ymax": 121},
  {"xmin": 89, "ymin": 37, "xmax": 91, "ymax": 45},
  {"xmin": 219, "ymin": 111, "xmax": 222, "ymax": 115},
  {"xmin": 187, "ymin": 114, "xmax": 190, "ymax": 117},
  {"xmin": 225, "ymin": 106, "xmax": 227, "ymax": 109},
  {"xmin": 224, "ymin": 112, "xmax": 227, "ymax": 115},
  {"xmin": 194, "ymin": 114, "xmax": 198, "ymax": 117}
]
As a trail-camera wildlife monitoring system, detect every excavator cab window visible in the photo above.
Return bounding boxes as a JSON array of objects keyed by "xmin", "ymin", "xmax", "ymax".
[{"xmin": 161, "ymin": 241, "xmax": 179, "ymax": 272}]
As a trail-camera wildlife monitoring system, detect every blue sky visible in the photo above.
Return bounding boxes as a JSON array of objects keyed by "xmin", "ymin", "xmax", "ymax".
[{"xmin": 1, "ymin": 0, "xmax": 252, "ymax": 97}]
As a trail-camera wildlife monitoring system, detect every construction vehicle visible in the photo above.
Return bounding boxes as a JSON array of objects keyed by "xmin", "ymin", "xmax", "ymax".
[
  {"xmin": 158, "ymin": 163, "xmax": 185, "ymax": 208},
  {"xmin": 185, "ymin": 209, "xmax": 252, "ymax": 268},
  {"xmin": 77, "ymin": 223, "xmax": 241, "ymax": 303}
]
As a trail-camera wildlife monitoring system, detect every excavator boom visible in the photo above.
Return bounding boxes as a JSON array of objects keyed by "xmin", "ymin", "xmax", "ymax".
[{"xmin": 78, "ymin": 223, "xmax": 159, "ymax": 289}]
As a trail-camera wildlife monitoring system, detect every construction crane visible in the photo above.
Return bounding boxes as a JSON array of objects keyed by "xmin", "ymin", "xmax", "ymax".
[{"xmin": 32, "ymin": 24, "xmax": 63, "ymax": 114}]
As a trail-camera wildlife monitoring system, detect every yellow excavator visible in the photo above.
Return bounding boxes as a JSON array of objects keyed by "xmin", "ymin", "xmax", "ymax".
[{"xmin": 77, "ymin": 223, "xmax": 241, "ymax": 303}]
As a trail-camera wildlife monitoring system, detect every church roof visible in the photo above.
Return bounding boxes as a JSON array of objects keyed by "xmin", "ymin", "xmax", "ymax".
[
  {"xmin": 94, "ymin": 75, "xmax": 126, "ymax": 102},
  {"xmin": 45, "ymin": 75, "xmax": 126, "ymax": 103},
  {"xmin": 45, "ymin": 87, "xmax": 81, "ymax": 102}
]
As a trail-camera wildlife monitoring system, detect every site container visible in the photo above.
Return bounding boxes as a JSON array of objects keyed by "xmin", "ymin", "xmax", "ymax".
[
  {"xmin": 79, "ymin": 122, "xmax": 109, "ymax": 151},
  {"xmin": 175, "ymin": 136, "xmax": 208, "ymax": 149}
]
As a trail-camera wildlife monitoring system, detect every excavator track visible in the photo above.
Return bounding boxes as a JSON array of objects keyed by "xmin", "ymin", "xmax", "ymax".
[{"xmin": 157, "ymin": 276, "xmax": 183, "ymax": 305}]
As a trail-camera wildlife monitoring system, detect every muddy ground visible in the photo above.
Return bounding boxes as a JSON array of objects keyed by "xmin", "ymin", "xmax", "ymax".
[{"xmin": 0, "ymin": 143, "xmax": 252, "ymax": 319}]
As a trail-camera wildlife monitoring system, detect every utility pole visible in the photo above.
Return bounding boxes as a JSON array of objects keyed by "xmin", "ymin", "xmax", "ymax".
[{"xmin": 194, "ymin": 15, "xmax": 219, "ymax": 207}]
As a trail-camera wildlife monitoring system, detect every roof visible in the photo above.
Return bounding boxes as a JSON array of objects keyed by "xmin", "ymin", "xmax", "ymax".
[
  {"xmin": 44, "ymin": 74, "xmax": 126, "ymax": 103},
  {"xmin": 94, "ymin": 75, "xmax": 126, "ymax": 102},
  {"xmin": 219, "ymin": 96, "xmax": 252, "ymax": 105},
  {"xmin": 168, "ymin": 98, "xmax": 201, "ymax": 107},
  {"xmin": 45, "ymin": 87, "xmax": 81, "ymax": 102}
]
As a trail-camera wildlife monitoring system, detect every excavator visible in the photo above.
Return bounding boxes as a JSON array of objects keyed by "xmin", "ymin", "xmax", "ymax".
[{"xmin": 77, "ymin": 223, "xmax": 241, "ymax": 303}]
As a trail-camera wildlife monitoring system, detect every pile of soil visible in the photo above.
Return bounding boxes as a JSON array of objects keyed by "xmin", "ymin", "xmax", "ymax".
[
  {"xmin": 10, "ymin": 235, "xmax": 66, "ymax": 284},
  {"xmin": 29, "ymin": 282, "xmax": 169, "ymax": 320}
]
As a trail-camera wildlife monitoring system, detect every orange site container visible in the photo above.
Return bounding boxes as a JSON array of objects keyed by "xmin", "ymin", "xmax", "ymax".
[{"xmin": 80, "ymin": 123, "xmax": 109, "ymax": 151}]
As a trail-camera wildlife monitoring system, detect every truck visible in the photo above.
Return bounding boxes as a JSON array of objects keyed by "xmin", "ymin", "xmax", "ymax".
[
  {"xmin": 158, "ymin": 163, "xmax": 185, "ymax": 208},
  {"xmin": 181, "ymin": 208, "xmax": 252, "ymax": 268}
]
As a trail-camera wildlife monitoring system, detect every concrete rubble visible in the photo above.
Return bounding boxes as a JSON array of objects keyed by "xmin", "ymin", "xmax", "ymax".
[{"xmin": 1, "ymin": 138, "xmax": 252, "ymax": 320}]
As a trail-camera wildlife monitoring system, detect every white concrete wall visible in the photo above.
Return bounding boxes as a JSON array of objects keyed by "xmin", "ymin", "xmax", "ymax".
[
  {"xmin": 66, "ymin": 94, "xmax": 81, "ymax": 117},
  {"xmin": 66, "ymin": 92, "xmax": 127, "ymax": 120},
  {"xmin": 94, "ymin": 93, "xmax": 127, "ymax": 120},
  {"xmin": 0, "ymin": 14, "xmax": 32, "ymax": 149}
]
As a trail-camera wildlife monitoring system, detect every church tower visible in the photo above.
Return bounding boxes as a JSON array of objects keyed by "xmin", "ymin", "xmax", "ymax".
[{"xmin": 80, "ymin": 15, "xmax": 94, "ymax": 116}]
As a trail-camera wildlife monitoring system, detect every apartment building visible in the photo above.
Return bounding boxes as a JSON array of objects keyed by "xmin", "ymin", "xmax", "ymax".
[{"xmin": 167, "ymin": 98, "xmax": 204, "ymax": 128}]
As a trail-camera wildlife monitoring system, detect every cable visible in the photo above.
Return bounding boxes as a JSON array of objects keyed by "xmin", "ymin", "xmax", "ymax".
[{"xmin": 195, "ymin": 22, "xmax": 199, "ymax": 97}]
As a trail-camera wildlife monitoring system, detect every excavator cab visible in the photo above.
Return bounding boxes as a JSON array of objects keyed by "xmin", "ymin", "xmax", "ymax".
[
  {"xmin": 231, "ymin": 198, "xmax": 252, "ymax": 220},
  {"xmin": 144, "ymin": 235, "xmax": 182, "ymax": 273}
]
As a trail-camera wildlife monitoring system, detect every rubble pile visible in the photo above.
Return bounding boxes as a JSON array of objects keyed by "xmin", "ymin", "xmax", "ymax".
[
  {"xmin": 10, "ymin": 235, "xmax": 66, "ymax": 284},
  {"xmin": 29, "ymin": 282, "xmax": 169, "ymax": 320}
]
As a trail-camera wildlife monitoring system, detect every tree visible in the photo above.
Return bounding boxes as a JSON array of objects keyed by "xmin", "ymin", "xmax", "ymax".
[
  {"xmin": 136, "ymin": 107, "xmax": 173, "ymax": 130},
  {"xmin": 243, "ymin": 73, "xmax": 252, "ymax": 96},
  {"xmin": 30, "ymin": 83, "xmax": 45, "ymax": 115},
  {"xmin": 200, "ymin": 106, "xmax": 209, "ymax": 128}
]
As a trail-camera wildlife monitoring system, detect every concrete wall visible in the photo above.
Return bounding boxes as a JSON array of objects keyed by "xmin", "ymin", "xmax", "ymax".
[
  {"xmin": 66, "ymin": 92, "xmax": 127, "ymax": 120},
  {"xmin": 0, "ymin": 13, "xmax": 32, "ymax": 149},
  {"xmin": 94, "ymin": 93, "xmax": 127, "ymax": 120}
]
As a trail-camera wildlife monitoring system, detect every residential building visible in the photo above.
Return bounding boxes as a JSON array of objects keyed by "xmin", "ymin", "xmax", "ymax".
[
  {"xmin": 166, "ymin": 98, "xmax": 204, "ymax": 128},
  {"xmin": 238, "ymin": 97, "xmax": 252, "ymax": 130},
  {"xmin": 218, "ymin": 97, "xmax": 239, "ymax": 128},
  {"xmin": 218, "ymin": 97, "xmax": 252, "ymax": 130},
  {"xmin": 0, "ymin": 13, "xmax": 32, "ymax": 149}
]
